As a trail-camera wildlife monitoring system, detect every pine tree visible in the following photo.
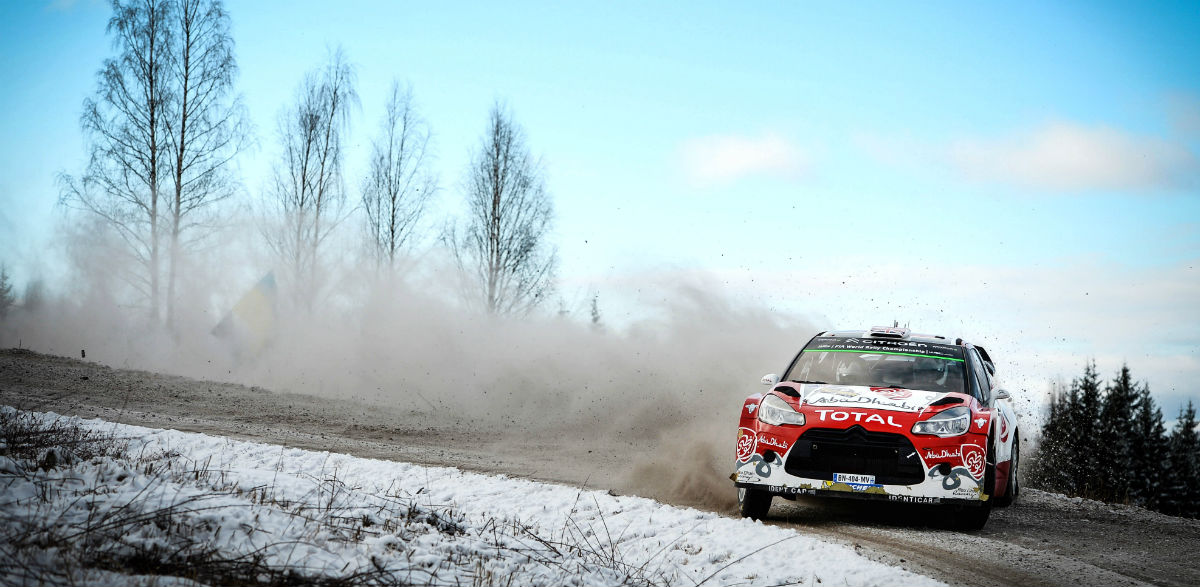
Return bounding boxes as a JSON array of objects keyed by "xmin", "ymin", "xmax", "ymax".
[
  {"xmin": 1164, "ymin": 402, "xmax": 1199, "ymax": 517},
  {"xmin": 1096, "ymin": 364, "xmax": 1139, "ymax": 501},
  {"xmin": 1129, "ymin": 384, "xmax": 1169, "ymax": 509}
]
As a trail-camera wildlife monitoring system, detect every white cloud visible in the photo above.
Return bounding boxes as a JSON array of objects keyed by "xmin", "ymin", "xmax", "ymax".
[
  {"xmin": 678, "ymin": 132, "xmax": 808, "ymax": 187},
  {"xmin": 949, "ymin": 121, "xmax": 1199, "ymax": 192}
]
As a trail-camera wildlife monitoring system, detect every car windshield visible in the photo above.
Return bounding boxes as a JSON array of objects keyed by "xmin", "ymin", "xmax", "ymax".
[{"xmin": 784, "ymin": 337, "xmax": 968, "ymax": 395}]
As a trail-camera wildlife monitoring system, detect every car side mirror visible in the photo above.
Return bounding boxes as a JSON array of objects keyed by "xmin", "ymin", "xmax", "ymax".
[
  {"xmin": 761, "ymin": 373, "xmax": 780, "ymax": 386},
  {"xmin": 995, "ymin": 389, "xmax": 1011, "ymax": 400}
]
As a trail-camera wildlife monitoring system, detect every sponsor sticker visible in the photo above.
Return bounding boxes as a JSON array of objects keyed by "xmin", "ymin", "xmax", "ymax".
[
  {"xmin": 871, "ymin": 387, "xmax": 913, "ymax": 400},
  {"xmin": 952, "ymin": 486, "xmax": 981, "ymax": 498},
  {"xmin": 768, "ymin": 485, "xmax": 816, "ymax": 495},
  {"xmin": 961, "ymin": 444, "xmax": 986, "ymax": 479},
  {"xmin": 823, "ymin": 479, "xmax": 883, "ymax": 492},
  {"xmin": 888, "ymin": 495, "xmax": 940, "ymax": 504},
  {"xmin": 757, "ymin": 434, "xmax": 789, "ymax": 452},
  {"xmin": 808, "ymin": 337, "xmax": 966, "ymax": 361},
  {"xmin": 736, "ymin": 427, "xmax": 757, "ymax": 462},
  {"xmin": 841, "ymin": 338, "xmax": 927, "ymax": 349},
  {"xmin": 806, "ymin": 393, "xmax": 923, "ymax": 412},
  {"xmin": 813, "ymin": 409, "xmax": 904, "ymax": 428},
  {"xmin": 923, "ymin": 448, "xmax": 961, "ymax": 460},
  {"xmin": 821, "ymin": 386, "xmax": 860, "ymax": 398},
  {"xmin": 736, "ymin": 470, "xmax": 759, "ymax": 483}
]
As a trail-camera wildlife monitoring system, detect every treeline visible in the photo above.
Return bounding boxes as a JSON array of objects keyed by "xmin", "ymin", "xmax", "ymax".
[
  {"xmin": 44, "ymin": 0, "xmax": 557, "ymax": 330},
  {"xmin": 1030, "ymin": 361, "xmax": 1199, "ymax": 518}
]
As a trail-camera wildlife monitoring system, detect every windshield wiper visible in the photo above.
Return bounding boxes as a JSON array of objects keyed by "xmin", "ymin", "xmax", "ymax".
[{"xmin": 787, "ymin": 379, "xmax": 829, "ymax": 385}]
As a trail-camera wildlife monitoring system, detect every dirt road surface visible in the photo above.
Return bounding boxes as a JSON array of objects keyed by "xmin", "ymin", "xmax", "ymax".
[{"xmin": 2, "ymin": 348, "xmax": 1196, "ymax": 587}]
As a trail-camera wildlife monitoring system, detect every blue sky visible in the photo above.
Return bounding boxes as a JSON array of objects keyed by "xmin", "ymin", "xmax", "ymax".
[{"xmin": 1, "ymin": 1, "xmax": 1198, "ymax": 412}]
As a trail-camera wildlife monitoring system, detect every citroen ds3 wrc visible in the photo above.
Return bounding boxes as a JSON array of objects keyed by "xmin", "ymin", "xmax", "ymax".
[{"xmin": 732, "ymin": 327, "xmax": 1019, "ymax": 529}]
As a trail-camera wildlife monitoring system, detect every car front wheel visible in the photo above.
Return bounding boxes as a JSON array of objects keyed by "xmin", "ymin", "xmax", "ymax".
[
  {"xmin": 995, "ymin": 436, "xmax": 1019, "ymax": 507},
  {"xmin": 737, "ymin": 486, "xmax": 771, "ymax": 520}
]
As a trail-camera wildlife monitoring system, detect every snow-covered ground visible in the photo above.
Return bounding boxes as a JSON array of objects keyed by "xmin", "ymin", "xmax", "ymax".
[{"xmin": 0, "ymin": 406, "xmax": 942, "ymax": 586}]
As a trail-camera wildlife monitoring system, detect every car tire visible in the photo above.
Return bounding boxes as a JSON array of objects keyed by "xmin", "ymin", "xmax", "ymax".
[
  {"xmin": 994, "ymin": 436, "xmax": 1019, "ymax": 507},
  {"xmin": 738, "ymin": 486, "xmax": 771, "ymax": 520}
]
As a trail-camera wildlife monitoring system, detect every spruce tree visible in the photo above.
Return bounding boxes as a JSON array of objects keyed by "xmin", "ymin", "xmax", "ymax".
[
  {"xmin": 1032, "ymin": 382, "xmax": 1073, "ymax": 492},
  {"xmin": 1096, "ymin": 364, "xmax": 1139, "ymax": 501},
  {"xmin": 1067, "ymin": 361, "xmax": 1102, "ymax": 496},
  {"xmin": 1164, "ymin": 402, "xmax": 1199, "ymax": 517},
  {"xmin": 1129, "ymin": 384, "xmax": 1169, "ymax": 509},
  {"xmin": 1059, "ymin": 376, "xmax": 1081, "ymax": 494}
]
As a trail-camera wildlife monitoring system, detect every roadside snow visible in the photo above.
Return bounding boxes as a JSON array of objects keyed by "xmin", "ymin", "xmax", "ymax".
[{"xmin": 1, "ymin": 407, "xmax": 942, "ymax": 586}]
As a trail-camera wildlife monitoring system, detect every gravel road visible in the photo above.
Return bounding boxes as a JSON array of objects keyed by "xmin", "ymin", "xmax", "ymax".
[{"xmin": 2, "ymin": 348, "xmax": 1196, "ymax": 587}]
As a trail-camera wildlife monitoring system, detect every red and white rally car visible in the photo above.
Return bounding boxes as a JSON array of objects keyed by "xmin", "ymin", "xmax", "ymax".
[{"xmin": 732, "ymin": 327, "xmax": 1019, "ymax": 529}]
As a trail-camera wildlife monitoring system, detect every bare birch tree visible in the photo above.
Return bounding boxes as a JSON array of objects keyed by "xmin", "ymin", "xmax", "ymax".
[
  {"xmin": 163, "ymin": 0, "xmax": 245, "ymax": 327},
  {"xmin": 262, "ymin": 51, "xmax": 357, "ymax": 309},
  {"xmin": 361, "ymin": 81, "xmax": 435, "ymax": 270},
  {"xmin": 60, "ymin": 0, "xmax": 173, "ymax": 321},
  {"xmin": 60, "ymin": 0, "xmax": 243, "ymax": 326},
  {"xmin": 453, "ymin": 103, "xmax": 557, "ymax": 315}
]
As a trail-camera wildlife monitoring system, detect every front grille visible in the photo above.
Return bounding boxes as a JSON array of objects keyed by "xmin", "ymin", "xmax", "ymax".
[{"xmin": 784, "ymin": 426, "xmax": 924, "ymax": 485}]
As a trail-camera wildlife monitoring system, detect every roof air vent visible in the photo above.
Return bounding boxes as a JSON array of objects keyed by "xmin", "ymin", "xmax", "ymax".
[{"xmin": 868, "ymin": 326, "xmax": 910, "ymax": 339}]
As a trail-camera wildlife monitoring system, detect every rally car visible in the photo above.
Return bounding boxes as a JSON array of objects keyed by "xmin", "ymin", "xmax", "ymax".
[{"xmin": 732, "ymin": 327, "xmax": 1019, "ymax": 529}]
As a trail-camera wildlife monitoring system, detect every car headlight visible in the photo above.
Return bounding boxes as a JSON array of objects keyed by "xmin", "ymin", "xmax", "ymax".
[
  {"xmin": 758, "ymin": 394, "xmax": 806, "ymax": 427},
  {"xmin": 912, "ymin": 406, "xmax": 971, "ymax": 437}
]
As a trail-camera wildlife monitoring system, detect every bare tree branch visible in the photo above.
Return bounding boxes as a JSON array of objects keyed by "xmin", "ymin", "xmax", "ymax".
[
  {"xmin": 261, "ymin": 50, "xmax": 357, "ymax": 310},
  {"xmin": 361, "ymin": 81, "xmax": 435, "ymax": 272},
  {"xmin": 61, "ymin": 0, "xmax": 173, "ymax": 322},
  {"xmin": 59, "ymin": 0, "xmax": 245, "ymax": 326},
  {"xmin": 163, "ymin": 0, "xmax": 246, "ymax": 328},
  {"xmin": 453, "ymin": 103, "xmax": 557, "ymax": 315}
]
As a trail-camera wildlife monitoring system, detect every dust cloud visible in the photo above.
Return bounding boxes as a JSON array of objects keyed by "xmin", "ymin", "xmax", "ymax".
[{"xmin": 1, "ymin": 222, "xmax": 817, "ymax": 509}]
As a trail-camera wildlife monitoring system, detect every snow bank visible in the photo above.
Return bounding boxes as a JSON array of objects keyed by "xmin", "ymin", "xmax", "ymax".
[{"xmin": 0, "ymin": 407, "xmax": 942, "ymax": 586}]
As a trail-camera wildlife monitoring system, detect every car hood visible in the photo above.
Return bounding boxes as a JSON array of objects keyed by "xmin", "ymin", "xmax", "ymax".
[{"xmin": 786, "ymin": 383, "xmax": 956, "ymax": 413}]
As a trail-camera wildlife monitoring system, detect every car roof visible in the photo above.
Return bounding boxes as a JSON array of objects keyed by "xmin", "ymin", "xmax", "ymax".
[
  {"xmin": 818, "ymin": 328, "xmax": 964, "ymax": 346},
  {"xmin": 813, "ymin": 327, "xmax": 995, "ymax": 374}
]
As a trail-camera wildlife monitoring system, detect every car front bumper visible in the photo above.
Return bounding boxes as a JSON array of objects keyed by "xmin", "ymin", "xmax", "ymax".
[{"xmin": 731, "ymin": 439, "xmax": 990, "ymax": 505}]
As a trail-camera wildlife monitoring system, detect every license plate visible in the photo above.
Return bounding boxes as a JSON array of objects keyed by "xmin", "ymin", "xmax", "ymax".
[{"xmin": 834, "ymin": 473, "xmax": 876, "ymax": 485}]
